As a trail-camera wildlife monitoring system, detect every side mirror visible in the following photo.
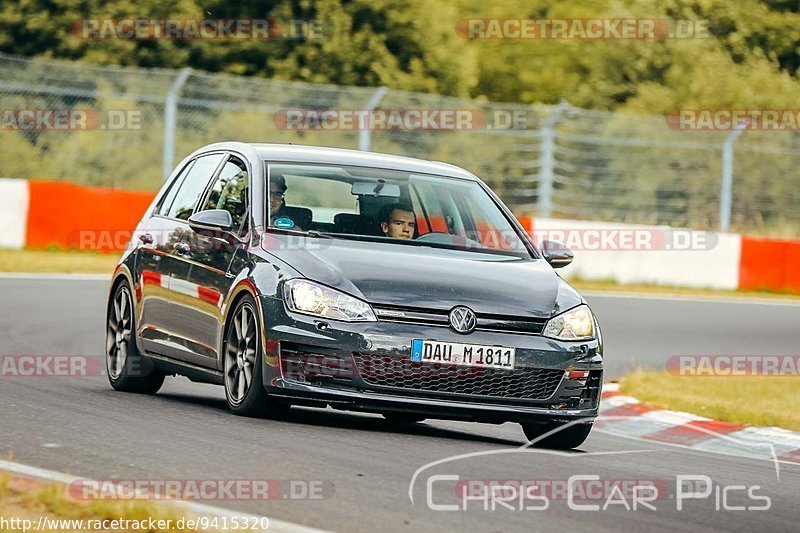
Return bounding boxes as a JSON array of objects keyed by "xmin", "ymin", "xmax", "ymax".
[
  {"xmin": 541, "ymin": 239, "xmax": 573, "ymax": 268},
  {"xmin": 188, "ymin": 209, "xmax": 234, "ymax": 234}
]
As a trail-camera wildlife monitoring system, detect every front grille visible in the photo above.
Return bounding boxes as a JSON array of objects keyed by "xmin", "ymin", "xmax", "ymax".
[
  {"xmin": 352, "ymin": 353, "xmax": 564, "ymax": 400},
  {"xmin": 372, "ymin": 305, "xmax": 547, "ymax": 335}
]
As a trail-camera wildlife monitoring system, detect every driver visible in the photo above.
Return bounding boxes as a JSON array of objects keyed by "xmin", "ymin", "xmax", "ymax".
[
  {"xmin": 378, "ymin": 202, "xmax": 416, "ymax": 239},
  {"xmin": 269, "ymin": 175, "xmax": 287, "ymax": 226}
]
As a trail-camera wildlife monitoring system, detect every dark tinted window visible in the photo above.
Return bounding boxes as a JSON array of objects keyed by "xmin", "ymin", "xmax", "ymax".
[
  {"xmin": 265, "ymin": 163, "xmax": 530, "ymax": 257},
  {"xmin": 200, "ymin": 157, "xmax": 249, "ymax": 231},
  {"xmin": 165, "ymin": 153, "xmax": 225, "ymax": 220}
]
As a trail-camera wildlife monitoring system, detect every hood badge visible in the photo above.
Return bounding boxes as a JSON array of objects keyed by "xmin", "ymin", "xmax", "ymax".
[{"xmin": 449, "ymin": 306, "xmax": 476, "ymax": 334}]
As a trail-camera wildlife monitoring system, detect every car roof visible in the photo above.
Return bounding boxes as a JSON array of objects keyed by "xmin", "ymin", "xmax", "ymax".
[{"xmin": 196, "ymin": 142, "xmax": 480, "ymax": 182}]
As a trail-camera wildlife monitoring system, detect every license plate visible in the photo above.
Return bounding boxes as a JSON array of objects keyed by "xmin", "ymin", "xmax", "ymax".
[{"xmin": 411, "ymin": 339, "xmax": 515, "ymax": 370}]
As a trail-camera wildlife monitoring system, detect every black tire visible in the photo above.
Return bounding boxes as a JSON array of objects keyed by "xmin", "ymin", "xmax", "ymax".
[
  {"xmin": 382, "ymin": 413, "xmax": 426, "ymax": 424},
  {"xmin": 223, "ymin": 295, "xmax": 287, "ymax": 418},
  {"xmin": 521, "ymin": 421, "xmax": 593, "ymax": 450},
  {"xmin": 106, "ymin": 280, "xmax": 165, "ymax": 394}
]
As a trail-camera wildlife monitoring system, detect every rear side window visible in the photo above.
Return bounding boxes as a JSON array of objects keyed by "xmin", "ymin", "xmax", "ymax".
[
  {"xmin": 157, "ymin": 160, "xmax": 195, "ymax": 216},
  {"xmin": 164, "ymin": 153, "xmax": 225, "ymax": 220}
]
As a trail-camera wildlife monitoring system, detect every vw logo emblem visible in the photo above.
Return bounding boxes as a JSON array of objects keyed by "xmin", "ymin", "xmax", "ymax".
[{"xmin": 449, "ymin": 306, "xmax": 476, "ymax": 334}]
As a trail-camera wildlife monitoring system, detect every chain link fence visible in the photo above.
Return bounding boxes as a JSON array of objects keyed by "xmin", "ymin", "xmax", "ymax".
[{"xmin": 1, "ymin": 51, "xmax": 799, "ymax": 236}]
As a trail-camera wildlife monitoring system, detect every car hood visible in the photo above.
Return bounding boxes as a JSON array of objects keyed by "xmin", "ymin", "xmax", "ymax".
[{"xmin": 261, "ymin": 234, "xmax": 582, "ymax": 319}]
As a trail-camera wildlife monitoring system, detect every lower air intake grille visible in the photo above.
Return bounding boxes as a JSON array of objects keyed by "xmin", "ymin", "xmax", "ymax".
[{"xmin": 352, "ymin": 354, "xmax": 564, "ymax": 400}]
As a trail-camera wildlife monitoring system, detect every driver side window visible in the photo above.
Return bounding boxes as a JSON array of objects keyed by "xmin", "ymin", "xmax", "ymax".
[{"xmin": 200, "ymin": 157, "xmax": 250, "ymax": 234}]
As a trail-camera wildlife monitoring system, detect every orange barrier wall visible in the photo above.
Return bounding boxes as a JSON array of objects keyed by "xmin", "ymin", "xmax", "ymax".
[
  {"xmin": 16, "ymin": 181, "xmax": 800, "ymax": 294},
  {"xmin": 25, "ymin": 181, "xmax": 156, "ymax": 251},
  {"xmin": 738, "ymin": 236, "xmax": 800, "ymax": 293},
  {"xmin": 18, "ymin": 187, "xmax": 539, "ymax": 253}
]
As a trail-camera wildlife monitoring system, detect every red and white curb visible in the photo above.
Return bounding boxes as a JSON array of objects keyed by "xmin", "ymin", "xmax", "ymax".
[
  {"xmin": 0, "ymin": 459, "xmax": 331, "ymax": 533},
  {"xmin": 598, "ymin": 383, "xmax": 800, "ymax": 465}
]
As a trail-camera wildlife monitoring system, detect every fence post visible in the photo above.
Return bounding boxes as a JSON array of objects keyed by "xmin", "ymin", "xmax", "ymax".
[
  {"xmin": 719, "ymin": 121, "xmax": 748, "ymax": 232},
  {"xmin": 162, "ymin": 68, "xmax": 192, "ymax": 181},
  {"xmin": 537, "ymin": 102, "xmax": 568, "ymax": 218},
  {"xmin": 358, "ymin": 87, "xmax": 388, "ymax": 152}
]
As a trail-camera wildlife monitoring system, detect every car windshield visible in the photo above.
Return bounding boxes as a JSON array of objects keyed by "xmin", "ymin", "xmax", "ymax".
[{"xmin": 266, "ymin": 163, "xmax": 532, "ymax": 258}]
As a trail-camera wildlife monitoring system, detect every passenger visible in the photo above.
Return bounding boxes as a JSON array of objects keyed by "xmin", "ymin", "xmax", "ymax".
[
  {"xmin": 378, "ymin": 202, "xmax": 416, "ymax": 239},
  {"xmin": 269, "ymin": 175, "xmax": 287, "ymax": 226}
]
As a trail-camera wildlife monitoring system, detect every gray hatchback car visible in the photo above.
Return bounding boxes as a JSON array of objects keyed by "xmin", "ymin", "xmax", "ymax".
[{"xmin": 106, "ymin": 143, "xmax": 603, "ymax": 449}]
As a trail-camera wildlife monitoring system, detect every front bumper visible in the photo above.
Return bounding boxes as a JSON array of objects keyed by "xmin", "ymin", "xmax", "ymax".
[{"xmin": 259, "ymin": 296, "xmax": 603, "ymax": 424}]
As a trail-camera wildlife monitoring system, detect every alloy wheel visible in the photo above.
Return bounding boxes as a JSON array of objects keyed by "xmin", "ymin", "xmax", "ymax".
[
  {"xmin": 107, "ymin": 286, "xmax": 132, "ymax": 379},
  {"xmin": 225, "ymin": 302, "xmax": 258, "ymax": 405}
]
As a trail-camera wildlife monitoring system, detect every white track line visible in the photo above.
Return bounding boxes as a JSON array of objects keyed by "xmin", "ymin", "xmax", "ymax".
[{"xmin": 0, "ymin": 459, "xmax": 333, "ymax": 533}]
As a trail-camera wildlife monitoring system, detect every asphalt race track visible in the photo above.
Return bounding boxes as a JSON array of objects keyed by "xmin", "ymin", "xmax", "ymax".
[{"xmin": 1, "ymin": 277, "xmax": 799, "ymax": 532}]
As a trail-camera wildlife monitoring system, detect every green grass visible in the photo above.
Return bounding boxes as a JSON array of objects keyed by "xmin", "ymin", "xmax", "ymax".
[
  {"xmin": 0, "ymin": 473, "xmax": 199, "ymax": 532},
  {"xmin": 620, "ymin": 370, "xmax": 800, "ymax": 431},
  {"xmin": 0, "ymin": 248, "xmax": 119, "ymax": 274}
]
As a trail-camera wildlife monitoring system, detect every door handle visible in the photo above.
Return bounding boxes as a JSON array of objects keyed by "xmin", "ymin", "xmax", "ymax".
[
  {"xmin": 138, "ymin": 233, "xmax": 153, "ymax": 244},
  {"xmin": 172, "ymin": 242, "xmax": 191, "ymax": 254}
]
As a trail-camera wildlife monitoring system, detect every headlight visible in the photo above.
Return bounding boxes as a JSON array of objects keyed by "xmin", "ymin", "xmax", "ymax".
[
  {"xmin": 543, "ymin": 305, "xmax": 595, "ymax": 340},
  {"xmin": 283, "ymin": 279, "xmax": 376, "ymax": 322}
]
